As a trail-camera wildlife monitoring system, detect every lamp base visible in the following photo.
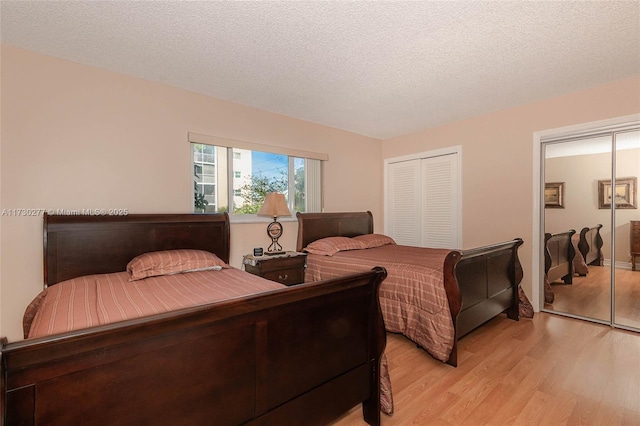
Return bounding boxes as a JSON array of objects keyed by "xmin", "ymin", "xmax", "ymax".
[{"xmin": 265, "ymin": 250, "xmax": 285, "ymax": 256}]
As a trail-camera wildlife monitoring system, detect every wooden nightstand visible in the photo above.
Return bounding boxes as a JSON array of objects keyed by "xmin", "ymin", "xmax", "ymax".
[
  {"xmin": 631, "ymin": 220, "xmax": 640, "ymax": 271},
  {"xmin": 243, "ymin": 252, "xmax": 307, "ymax": 286}
]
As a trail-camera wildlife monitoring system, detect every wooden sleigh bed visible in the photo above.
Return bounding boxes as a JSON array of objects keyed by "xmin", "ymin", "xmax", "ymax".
[
  {"xmin": 1, "ymin": 213, "xmax": 388, "ymax": 426},
  {"xmin": 543, "ymin": 225, "xmax": 603, "ymax": 303},
  {"xmin": 545, "ymin": 225, "xmax": 603, "ymax": 283},
  {"xmin": 545, "ymin": 225, "xmax": 603, "ymax": 284},
  {"xmin": 544, "ymin": 230, "xmax": 576, "ymax": 286},
  {"xmin": 296, "ymin": 211, "xmax": 524, "ymax": 367},
  {"xmin": 543, "ymin": 229, "xmax": 575, "ymax": 304},
  {"xmin": 578, "ymin": 224, "xmax": 604, "ymax": 269}
]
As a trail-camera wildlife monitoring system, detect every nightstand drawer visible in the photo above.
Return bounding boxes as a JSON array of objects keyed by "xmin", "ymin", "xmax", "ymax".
[
  {"xmin": 253, "ymin": 255, "xmax": 306, "ymax": 273},
  {"xmin": 243, "ymin": 252, "xmax": 307, "ymax": 286},
  {"xmin": 260, "ymin": 268, "xmax": 305, "ymax": 286}
]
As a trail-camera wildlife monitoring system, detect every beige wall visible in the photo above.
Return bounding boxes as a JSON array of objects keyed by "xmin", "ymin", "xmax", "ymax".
[
  {"xmin": 545, "ymin": 149, "xmax": 640, "ymax": 263},
  {"xmin": 2, "ymin": 44, "xmax": 639, "ymax": 341},
  {"xmin": 0, "ymin": 46, "xmax": 383, "ymax": 341},
  {"xmin": 382, "ymin": 75, "xmax": 640, "ymax": 303}
]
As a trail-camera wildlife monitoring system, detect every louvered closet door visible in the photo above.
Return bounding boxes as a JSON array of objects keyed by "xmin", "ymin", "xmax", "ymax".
[
  {"xmin": 387, "ymin": 159, "xmax": 422, "ymax": 245},
  {"xmin": 386, "ymin": 152, "xmax": 459, "ymax": 248},
  {"xmin": 421, "ymin": 154, "xmax": 458, "ymax": 248}
]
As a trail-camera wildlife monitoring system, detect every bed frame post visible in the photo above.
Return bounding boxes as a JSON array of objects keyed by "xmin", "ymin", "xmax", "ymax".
[
  {"xmin": 507, "ymin": 239, "xmax": 524, "ymax": 321},
  {"xmin": 545, "ymin": 230, "xmax": 576, "ymax": 285},
  {"xmin": 442, "ymin": 251, "xmax": 462, "ymax": 367},
  {"xmin": 592, "ymin": 224, "xmax": 604, "ymax": 266},
  {"xmin": 362, "ymin": 266, "xmax": 387, "ymax": 426},
  {"xmin": 0, "ymin": 337, "xmax": 5, "ymax": 423},
  {"xmin": 579, "ymin": 224, "xmax": 604, "ymax": 267}
]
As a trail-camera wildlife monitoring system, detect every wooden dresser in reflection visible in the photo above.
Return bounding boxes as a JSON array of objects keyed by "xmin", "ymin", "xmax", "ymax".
[{"xmin": 632, "ymin": 220, "xmax": 640, "ymax": 271}]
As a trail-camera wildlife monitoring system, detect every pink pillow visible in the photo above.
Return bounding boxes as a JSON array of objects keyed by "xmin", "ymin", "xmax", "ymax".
[
  {"xmin": 303, "ymin": 237, "xmax": 366, "ymax": 256},
  {"xmin": 127, "ymin": 249, "xmax": 227, "ymax": 281},
  {"xmin": 353, "ymin": 234, "xmax": 396, "ymax": 249}
]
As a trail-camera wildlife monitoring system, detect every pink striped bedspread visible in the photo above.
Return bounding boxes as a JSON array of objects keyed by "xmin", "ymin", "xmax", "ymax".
[
  {"xmin": 25, "ymin": 267, "xmax": 284, "ymax": 339},
  {"xmin": 305, "ymin": 244, "xmax": 455, "ymax": 362},
  {"xmin": 23, "ymin": 265, "xmax": 395, "ymax": 415}
]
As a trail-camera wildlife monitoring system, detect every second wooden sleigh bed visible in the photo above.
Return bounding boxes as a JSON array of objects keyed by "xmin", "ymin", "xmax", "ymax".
[
  {"xmin": 545, "ymin": 225, "xmax": 603, "ymax": 284},
  {"xmin": 578, "ymin": 224, "xmax": 604, "ymax": 268},
  {"xmin": 296, "ymin": 211, "xmax": 524, "ymax": 367},
  {"xmin": 1, "ymin": 213, "xmax": 387, "ymax": 426},
  {"xmin": 543, "ymin": 225, "xmax": 603, "ymax": 304},
  {"xmin": 544, "ymin": 225, "xmax": 603, "ymax": 283}
]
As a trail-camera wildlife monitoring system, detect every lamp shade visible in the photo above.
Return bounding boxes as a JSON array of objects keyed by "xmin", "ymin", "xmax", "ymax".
[{"xmin": 257, "ymin": 193, "xmax": 291, "ymax": 218}]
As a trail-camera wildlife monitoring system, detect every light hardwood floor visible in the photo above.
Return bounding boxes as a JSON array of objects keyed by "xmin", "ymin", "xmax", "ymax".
[
  {"xmin": 546, "ymin": 266, "xmax": 640, "ymax": 329},
  {"xmin": 331, "ymin": 312, "xmax": 640, "ymax": 425}
]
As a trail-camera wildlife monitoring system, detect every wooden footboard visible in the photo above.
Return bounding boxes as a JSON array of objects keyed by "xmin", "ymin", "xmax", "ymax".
[
  {"xmin": 1, "ymin": 268, "xmax": 387, "ymax": 426},
  {"xmin": 578, "ymin": 224, "xmax": 603, "ymax": 266},
  {"xmin": 447, "ymin": 238, "xmax": 524, "ymax": 366},
  {"xmin": 296, "ymin": 211, "xmax": 524, "ymax": 368},
  {"xmin": 545, "ymin": 230, "xmax": 576, "ymax": 284}
]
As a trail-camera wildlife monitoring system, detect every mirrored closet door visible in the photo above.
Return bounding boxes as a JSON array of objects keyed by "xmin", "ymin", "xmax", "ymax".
[
  {"xmin": 614, "ymin": 129, "xmax": 640, "ymax": 330},
  {"xmin": 542, "ymin": 126, "xmax": 640, "ymax": 332}
]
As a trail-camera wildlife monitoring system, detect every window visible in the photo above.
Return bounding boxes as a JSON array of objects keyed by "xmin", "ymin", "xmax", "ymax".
[
  {"xmin": 193, "ymin": 144, "xmax": 221, "ymax": 212},
  {"xmin": 190, "ymin": 133, "xmax": 326, "ymax": 218}
]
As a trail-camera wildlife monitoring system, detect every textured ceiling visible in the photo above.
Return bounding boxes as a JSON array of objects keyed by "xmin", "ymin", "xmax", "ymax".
[{"xmin": 1, "ymin": 1, "xmax": 639, "ymax": 140}]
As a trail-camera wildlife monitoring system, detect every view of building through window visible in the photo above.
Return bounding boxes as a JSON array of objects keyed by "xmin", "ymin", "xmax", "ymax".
[{"xmin": 193, "ymin": 143, "xmax": 313, "ymax": 215}]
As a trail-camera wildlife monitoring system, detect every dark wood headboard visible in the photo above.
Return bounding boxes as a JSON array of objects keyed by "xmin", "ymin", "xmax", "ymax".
[
  {"xmin": 296, "ymin": 211, "xmax": 373, "ymax": 252},
  {"xmin": 44, "ymin": 213, "xmax": 230, "ymax": 287}
]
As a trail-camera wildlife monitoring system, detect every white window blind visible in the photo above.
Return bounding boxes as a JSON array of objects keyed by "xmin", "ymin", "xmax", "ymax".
[
  {"xmin": 189, "ymin": 132, "xmax": 328, "ymax": 161},
  {"xmin": 305, "ymin": 158, "xmax": 323, "ymax": 213}
]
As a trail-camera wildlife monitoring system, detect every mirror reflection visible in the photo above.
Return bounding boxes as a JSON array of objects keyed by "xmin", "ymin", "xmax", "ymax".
[
  {"xmin": 615, "ymin": 131, "xmax": 640, "ymax": 329},
  {"xmin": 543, "ymin": 130, "xmax": 640, "ymax": 330}
]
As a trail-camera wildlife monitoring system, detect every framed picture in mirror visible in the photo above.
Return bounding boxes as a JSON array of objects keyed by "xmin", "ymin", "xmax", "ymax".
[
  {"xmin": 598, "ymin": 177, "xmax": 637, "ymax": 209},
  {"xmin": 545, "ymin": 182, "xmax": 565, "ymax": 208}
]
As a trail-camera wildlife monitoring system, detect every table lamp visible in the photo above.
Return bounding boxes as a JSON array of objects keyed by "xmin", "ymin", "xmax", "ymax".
[{"xmin": 257, "ymin": 192, "xmax": 291, "ymax": 255}]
